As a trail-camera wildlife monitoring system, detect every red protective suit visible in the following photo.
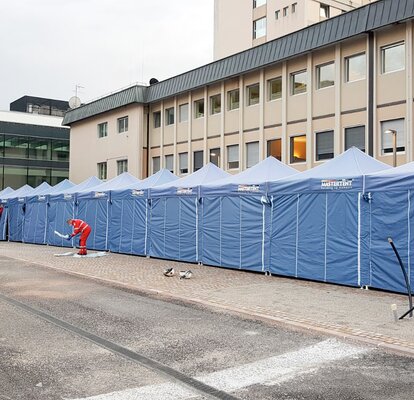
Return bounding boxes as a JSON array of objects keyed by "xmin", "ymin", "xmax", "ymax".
[{"xmin": 69, "ymin": 219, "xmax": 91, "ymax": 255}]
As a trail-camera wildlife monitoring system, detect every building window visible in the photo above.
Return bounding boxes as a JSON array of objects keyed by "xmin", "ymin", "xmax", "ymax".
[
  {"xmin": 246, "ymin": 142, "xmax": 259, "ymax": 168},
  {"xmin": 153, "ymin": 111, "xmax": 161, "ymax": 128},
  {"xmin": 247, "ymin": 83, "xmax": 260, "ymax": 106},
  {"xmin": 381, "ymin": 42, "xmax": 405, "ymax": 74},
  {"xmin": 179, "ymin": 103, "xmax": 188, "ymax": 123},
  {"xmin": 97, "ymin": 162, "xmax": 107, "ymax": 180},
  {"xmin": 98, "ymin": 122, "xmax": 108, "ymax": 138},
  {"xmin": 316, "ymin": 62, "xmax": 334, "ymax": 89},
  {"xmin": 292, "ymin": 3, "xmax": 297, "ymax": 13},
  {"xmin": 179, "ymin": 152, "xmax": 188, "ymax": 174},
  {"xmin": 227, "ymin": 89, "xmax": 240, "ymax": 110},
  {"xmin": 268, "ymin": 77, "xmax": 282, "ymax": 101},
  {"xmin": 117, "ymin": 159, "xmax": 128, "ymax": 175},
  {"xmin": 152, "ymin": 156, "xmax": 160, "ymax": 173},
  {"xmin": 210, "ymin": 94, "xmax": 221, "ymax": 115},
  {"xmin": 194, "ymin": 151, "xmax": 203, "ymax": 171},
  {"xmin": 283, "ymin": 6, "xmax": 288, "ymax": 17},
  {"xmin": 165, "ymin": 154, "xmax": 174, "ymax": 172},
  {"xmin": 345, "ymin": 53, "xmax": 366, "ymax": 82},
  {"xmin": 117, "ymin": 116, "xmax": 128, "ymax": 133},
  {"xmin": 267, "ymin": 139, "xmax": 281, "ymax": 161},
  {"xmin": 345, "ymin": 126, "xmax": 365, "ymax": 152},
  {"xmin": 290, "ymin": 135, "xmax": 306, "ymax": 163},
  {"xmin": 320, "ymin": 3, "xmax": 330, "ymax": 19},
  {"xmin": 253, "ymin": 0, "xmax": 266, "ymax": 8},
  {"xmin": 291, "ymin": 70, "xmax": 307, "ymax": 95},
  {"xmin": 194, "ymin": 99, "xmax": 204, "ymax": 118},
  {"xmin": 165, "ymin": 108, "xmax": 175, "ymax": 125},
  {"xmin": 315, "ymin": 131, "xmax": 334, "ymax": 161},
  {"xmin": 28, "ymin": 138, "xmax": 50, "ymax": 160},
  {"xmin": 51, "ymin": 140, "xmax": 70, "ymax": 162},
  {"xmin": 210, "ymin": 148, "xmax": 220, "ymax": 166},
  {"xmin": 4, "ymin": 135, "xmax": 28, "ymax": 159},
  {"xmin": 227, "ymin": 145, "xmax": 239, "ymax": 169},
  {"xmin": 253, "ymin": 17, "xmax": 266, "ymax": 39},
  {"xmin": 275, "ymin": 10, "xmax": 280, "ymax": 20},
  {"xmin": 381, "ymin": 119, "xmax": 405, "ymax": 154}
]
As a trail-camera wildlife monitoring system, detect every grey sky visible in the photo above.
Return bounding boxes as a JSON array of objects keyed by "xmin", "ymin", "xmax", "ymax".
[{"xmin": 0, "ymin": 0, "xmax": 214, "ymax": 110}]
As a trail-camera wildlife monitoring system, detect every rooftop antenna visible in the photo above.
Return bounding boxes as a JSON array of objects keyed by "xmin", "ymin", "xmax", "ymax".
[{"xmin": 68, "ymin": 84, "xmax": 84, "ymax": 109}]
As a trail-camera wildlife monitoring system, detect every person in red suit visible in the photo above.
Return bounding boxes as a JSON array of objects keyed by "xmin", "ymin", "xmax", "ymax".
[{"xmin": 67, "ymin": 219, "xmax": 91, "ymax": 256}]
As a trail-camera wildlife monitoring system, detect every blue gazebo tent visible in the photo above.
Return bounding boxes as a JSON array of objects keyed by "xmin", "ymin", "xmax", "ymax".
[
  {"xmin": 109, "ymin": 169, "xmax": 178, "ymax": 255},
  {"xmin": 150, "ymin": 163, "xmax": 229, "ymax": 262},
  {"xmin": 201, "ymin": 156, "xmax": 298, "ymax": 272},
  {"xmin": 267, "ymin": 147, "xmax": 391, "ymax": 287},
  {"xmin": 0, "ymin": 187, "xmax": 16, "ymax": 240}
]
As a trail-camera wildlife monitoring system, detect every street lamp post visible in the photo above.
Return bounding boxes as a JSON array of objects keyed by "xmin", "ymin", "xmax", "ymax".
[{"xmin": 385, "ymin": 129, "xmax": 397, "ymax": 167}]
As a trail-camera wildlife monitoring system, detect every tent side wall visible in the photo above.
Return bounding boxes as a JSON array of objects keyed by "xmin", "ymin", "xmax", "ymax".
[
  {"xmin": 8, "ymin": 198, "xmax": 26, "ymax": 242},
  {"xmin": 0, "ymin": 206, "xmax": 8, "ymax": 241},
  {"xmin": 22, "ymin": 197, "xmax": 48, "ymax": 244},
  {"xmin": 47, "ymin": 198, "xmax": 76, "ymax": 247}
]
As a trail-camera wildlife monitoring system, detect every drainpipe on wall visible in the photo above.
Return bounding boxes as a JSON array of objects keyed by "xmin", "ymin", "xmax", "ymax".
[
  {"xmin": 368, "ymin": 31, "xmax": 374, "ymax": 157},
  {"xmin": 146, "ymin": 107, "xmax": 150, "ymax": 178}
]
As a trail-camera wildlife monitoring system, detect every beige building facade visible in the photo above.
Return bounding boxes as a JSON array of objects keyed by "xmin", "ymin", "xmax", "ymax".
[{"xmin": 64, "ymin": 0, "xmax": 413, "ymax": 183}]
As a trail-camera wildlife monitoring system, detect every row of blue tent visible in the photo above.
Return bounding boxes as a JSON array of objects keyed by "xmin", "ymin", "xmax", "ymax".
[{"xmin": 1, "ymin": 147, "xmax": 414, "ymax": 294}]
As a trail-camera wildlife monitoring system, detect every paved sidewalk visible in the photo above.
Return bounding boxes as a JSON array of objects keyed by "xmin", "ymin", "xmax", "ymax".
[{"xmin": 1, "ymin": 242, "xmax": 414, "ymax": 356}]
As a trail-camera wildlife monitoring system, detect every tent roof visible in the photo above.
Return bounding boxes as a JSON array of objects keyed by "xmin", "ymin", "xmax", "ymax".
[
  {"xmin": 118, "ymin": 169, "xmax": 178, "ymax": 191},
  {"xmin": 365, "ymin": 161, "xmax": 414, "ymax": 191},
  {"xmin": 29, "ymin": 182, "xmax": 51, "ymax": 195},
  {"xmin": 47, "ymin": 179, "xmax": 75, "ymax": 195},
  {"xmin": 0, "ymin": 187, "xmax": 14, "ymax": 198},
  {"xmin": 61, "ymin": 176, "xmax": 102, "ymax": 194},
  {"xmin": 2, "ymin": 184, "xmax": 34, "ymax": 199},
  {"xmin": 79, "ymin": 172, "xmax": 140, "ymax": 193}
]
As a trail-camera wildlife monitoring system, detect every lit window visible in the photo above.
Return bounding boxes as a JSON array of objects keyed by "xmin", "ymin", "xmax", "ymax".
[
  {"xmin": 291, "ymin": 70, "xmax": 307, "ymax": 95},
  {"xmin": 179, "ymin": 152, "xmax": 188, "ymax": 174},
  {"xmin": 320, "ymin": 3, "xmax": 329, "ymax": 19},
  {"xmin": 381, "ymin": 42, "xmax": 405, "ymax": 74},
  {"xmin": 315, "ymin": 131, "xmax": 334, "ymax": 161},
  {"xmin": 210, "ymin": 148, "xmax": 220, "ymax": 166},
  {"xmin": 316, "ymin": 62, "xmax": 335, "ymax": 89},
  {"xmin": 345, "ymin": 126, "xmax": 365, "ymax": 152},
  {"xmin": 117, "ymin": 159, "xmax": 128, "ymax": 175},
  {"xmin": 275, "ymin": 10, "xmax": 280, "ymax": 20},
  {"xmin": 117, "ymin": 116, "xmax": 128, "ymax": 133},
  {"xmin": 345, "ymin": 53, "xmax": 366, "ymax": 82},
  {"xmin": 153, "ymin": 111, "xmax": 161, "ymax": 128},
  {"xmin": 227, "ymin": 89, "xmax": 240, "ymax": 110},
  {"xmin": 253, "ymin": 0, "xmax": 266, "ymax": 8},
  {"xmin": 165, "ymin": 154, "xmax": 174, "ymax": 172},
  {"xmin": 253, "ymin": 17, "xmax": 266, "ymax": 39},
  {"xmin": 97, "ymin": 162, "xmax": 107, "ymax": 180},
  {"xmin": 179, "ymin": 103, "xmax": 188, "ymax": 123},
  {"xmin": 247, "ymin": 83, "xmax": 260, "ymax": 106},
  {"xmin": 97, "ymin": 122, "xmax": 108, "ymax": 138},
  {"xmin": 152, "ymin": 157, "xmax": 160, "ymax": 173},
  {"xmin": 194, "ymin": 151, "xmax": 203, "ymax": 171},
  {"xmin": 283, "ymin": 6, "xmax": 288, "ymax": 16},
  {"xmin": 227, "ymin": 145, "xmax": 239, "ymax": 169},
  {"xmin": 381, "ymin": 119, "xmax": 405, "ymax": 154},
  {"xmin": 246, "ymin": 142, "xmax": 259, "ymax": 168},
  {"xmin": 165, "ymin": 108, "xmax": 175, "ymax": 125},
  {"xmin": 194, "ymin": 99, "xmax": 204, "ymax": 118},
  {"xmin": 268, "ymin": 77, "xmax": 282, "ymax": 100},
  {"xmin": 210, "ymin": 94, "xmax": 221, "ymax": 115},
  {"xmin": 292, "ymin": 3, "xmax": 297, "ymax": 13},
  {"xmin": 290, "ymin": 135, "xmax": 306, "ymax": 163},
  {"xmin": 267, "ymin": 139, "xmax": 281, "ymax": 161}
]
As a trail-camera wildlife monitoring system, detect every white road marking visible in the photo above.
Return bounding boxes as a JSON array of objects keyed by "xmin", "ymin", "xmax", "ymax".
[{"xmin": 70, "ymin": 339, "xmax": 368, "ymax": 400}]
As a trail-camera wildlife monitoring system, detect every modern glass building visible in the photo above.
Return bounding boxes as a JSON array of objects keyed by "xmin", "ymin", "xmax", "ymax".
[{"xmin": 0, "ymin": 110, "xmax": 69, "ymax": 189}]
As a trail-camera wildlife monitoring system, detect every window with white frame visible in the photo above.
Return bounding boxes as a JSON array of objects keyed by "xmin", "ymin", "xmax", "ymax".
[
  {"xmin": 275, "ymin": 10, "xmax": 280, "ymax": 20},
  {"xmin": 165, "ymin": 108, "xmax": 175, "ymax": 125},
  {"xmin": 97, "ymin": 122, "xmax": 108, "ymax": 138},
  {"xmin": 253, "ymin": 0, "xmax": 266, "ymax": 8},
  {"xmin": 194, "ymin": 151, "xmax": 203, "ymax": 171},
  {"xmin": 97, "ymin": 162, "xmax": 107, "ymax": 180},
  {"xmin": 247, "ymin": 83, "xmax": 260, "ymax": 106},
  {"xmin": 194, "ymin": 99, "xmax": 204, "ymax": 118},
  {"xmin": 345, "ymin": 126, "xmax": 365, "ymax": 152},
  {"xmin": 210, "ymin": 94, "xmax": 221, "ymax": 115},
  {"xmin": 246, "ymin": 142, "xmax": 259, "ymax": 168},
  {"xmin": 227, "ymin": 144, "xmax": 239, "ymax": 169},
  {"xmin": 253, "ymin": 17, "xmax": 266, "ymax": 39},
  {"xmin": 117, "ymin": 159, "xmax": 128, "ymax": 175},
  {"xmin": 320, "ymin": 3, "xmax": 329, "ymax": 19},
  {"xmin": 227, "ymin": 89, "xmax": 239, "ymax": 110},
  {"xmin": 292, "ymin": 3, "xmax": 297, "ymax": 13},
  {"xmin": 268, "ymin": 77, "xmax": 282, "ymax": 100},
  {"xmin": 381, "ymin": 42, "xmax": 405, "ymax": 74},
  {"xmin": 381, "ymin": 119, "xmax": 405, "ymax": 154},
  {"xmin": 165, "ymin": 154, "xmax": 174, "ymax": 172},
  {"xmin": 210, "ymin": 148, "xmax": 220, "ymax": 166},
  {"xmin": 291, "ymin": 70, "xmax": 307, "ymax": 95},
  {"xmin": 152, "ymin": 156, "xmax": 160, "ymax": 173},
  {"xmin": 290, "ymin": 135, "xmax": 306, "ymax": 163},
  {"xmin": 179, "ymin": 103, "xmax": 188, "ymax": 123},
  {"xmin": 316, "ymin": 62, "xmax": 335, "ymax": 89},
  {"xmin": 153, "ymin": 111, "xmax": 161, "ymax": 128},
  {"xmin": 267, "ymin": 139, "xmax": 282, "ymax": 160},
  {"xmin": 315, "ymin": 131, "xmax": 334, "ymax": 161},
  {"xmin": 283, "ymin": 6, "xmax": 288, "ymax": 16},
  {"xmin": 117, "ymin": 116, "xmax": 128, "ymax": 133},
  {"xmin": 179, "ymin": 152, "xmax": 188, "ymax": 174},
  {"xmin": 345, "ymin": 53, "xmax": 366, "ymax": 82}
]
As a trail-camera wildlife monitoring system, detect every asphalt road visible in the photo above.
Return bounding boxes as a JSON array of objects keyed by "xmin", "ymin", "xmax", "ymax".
[{"xmin": 0, "ymin": 257, "xmax": 413, "ymax": 400}]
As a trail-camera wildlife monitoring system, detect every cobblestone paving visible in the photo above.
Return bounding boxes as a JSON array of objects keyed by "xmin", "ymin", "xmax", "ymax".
[{"xmin": 1, "ymin": 242, "xmax": 414, "ymax": 356}]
